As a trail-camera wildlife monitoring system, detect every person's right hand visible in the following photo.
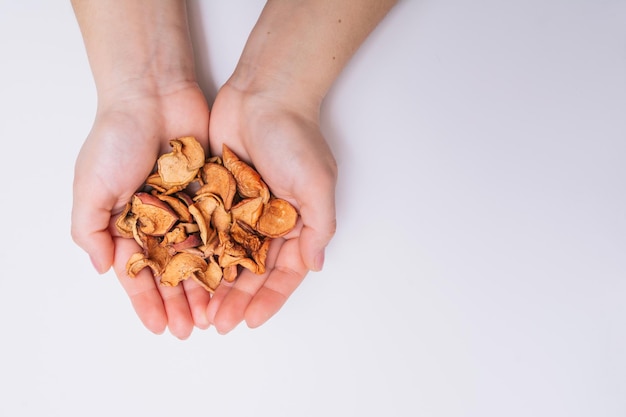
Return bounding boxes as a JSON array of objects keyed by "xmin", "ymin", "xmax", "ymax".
[{"xmin": 71, "ymin": 80, "xmax": 211, "ymax": 339}]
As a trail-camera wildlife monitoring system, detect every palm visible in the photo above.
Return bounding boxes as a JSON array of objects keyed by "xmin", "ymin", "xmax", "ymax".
[
  {"xmin": 72, "ymin": 84, "xmax": 211, "ymax": 338},
  {"xmin": 206, "ymin": 84, "xmax": 337, "ymax": 333}
]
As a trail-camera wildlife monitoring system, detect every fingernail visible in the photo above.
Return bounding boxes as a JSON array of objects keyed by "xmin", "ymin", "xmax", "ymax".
[
  {"xmin": 313, "ymin": 250, "xmax": 325, "ymax": 271},
  {"xmin": 89, "ymin": 255, "xmax": 104, "ymax": 274}
]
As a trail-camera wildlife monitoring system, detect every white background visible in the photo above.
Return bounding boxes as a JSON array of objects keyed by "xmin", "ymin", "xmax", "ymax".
[{"xmin": 1, "ymin": 1, "xmax": 625, "ymax": 416}]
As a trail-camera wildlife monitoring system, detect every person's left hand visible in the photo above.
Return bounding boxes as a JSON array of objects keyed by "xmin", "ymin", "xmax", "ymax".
[{"xmin": 205, "ymin": 82, "xmax": 338, "ymax": 333}]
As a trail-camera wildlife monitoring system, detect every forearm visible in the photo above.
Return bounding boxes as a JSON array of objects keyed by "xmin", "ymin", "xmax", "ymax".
[
  {"xmin": 71, "ymin": 0, "xmax": 196, "ymax": 100},
  {"xmin": 228, "ymin": 0, "xmax": 398, "ymax": 111}
]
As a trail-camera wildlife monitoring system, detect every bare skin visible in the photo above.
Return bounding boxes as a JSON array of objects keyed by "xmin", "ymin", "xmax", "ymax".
[{"xmin": 71, "ymin": 0, "xmax": 397, "ymax": 337}]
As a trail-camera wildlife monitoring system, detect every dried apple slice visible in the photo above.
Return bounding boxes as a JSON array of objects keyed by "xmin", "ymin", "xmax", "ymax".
[
  {"xmin": 145, "ymin": 172, "xmax": 167, "ymax": 193},
  {"xmin": 126, "ymin": 252, "xmax": 152, "ymax": 277},
  {"xmin": 154, "ymin": 193, "xmax": 193, "ymax": 223},
  {"xmin": 190, "ymin": 193, "xmax": 220, "ymax": 244},
  {"xmin": 126, "ymin": 235, "xmax": 171, "ymax": 278},
  {"xmin": 171, "ymin": 233, "xmax": 202, "ymax": 252},
  {"xmin": 192, "ymin": 192, "xmax": 221, "ymax": 220},
  {"xmin": 175, "ymin": 191, "xmax": 194, "ymax": 207},
  {"xmin": 115, "ymin": 202, "xmax": 135, "ymax": 238},
  {"xmin": 256, "ymin": 198, "xmax": 298, "ymax": 238},
  {"xmin": 162, "ymin": 224, "xmax": 188, "ymax": 246},
  {"xmin": 222, "ymin": 144, "xmax": 270, "ymax": 202},
  {"xmin": 198, "ymin": 226, "xmax": 220, "ymax": 257},
  {"xmin": 188, "ymin": 205, "xmax": 209, "ymax": 246},
  {"xmin": 179, "ymin": 222, "xmax": 200, "ymax": 234},
  {"xmin": 192, "ymin": 258, "xmax": 222, "ymax": 292},
  {"xmin": 230, "ymin": 196, "xmax": 264, "ymax": 228},
  {"xmin": 160, "ymin": 252, "xmax": 207, "ymax": 287},
  {"xmin": 132, "ymin": 192, "xmax": 179, "ymax": 236},
  {"xmin": 199, "ymin": 163, "xmax": 237, "ymax": 209},
  {"xmin": 218, "ymin": 243, "xmax": 247, "ymax": 268},
  {"xmin": 212, "ymin": 202, "xmax": 231, "ymax": 231},
  {"xmin": 231, "ymin": 220, "xmax": 264, "ymax": 254},
  {"xmin": 251, "ymin": 238, "xmax": 271, "ymax": 274},
  {"xmin": 157, "ymin": 136, "xmax": 205, "ymax": 188},
  {"xmin": 222, "ymin": 265, "xmax": 238, "ymax": 282},
  {"xmin": 235, "ymin": 257, "xmax": 263, "ymax": 275}
]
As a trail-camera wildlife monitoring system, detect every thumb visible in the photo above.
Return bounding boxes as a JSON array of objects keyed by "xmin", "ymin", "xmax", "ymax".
[
  {"xmin": 296, "ymin": 168, "xmax": 337, "ymax": 272},
  {"xmin": 71, "ymin": 176, "xmax": 117, "ymax": 274}
]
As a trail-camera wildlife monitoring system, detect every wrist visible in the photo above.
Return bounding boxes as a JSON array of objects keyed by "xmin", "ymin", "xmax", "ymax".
[
  {"xmin": 73, "ymin": 0, "xmax": 197, "ymax": 105},
  {"xmin": 96, "ymin": 73, "xmax": 198, "ymax": 108},
  {"xmin": 92, "ymin": 33, "xmax": 197, "ymax": 105},
  {"xmin": 226, "ymin": 61, "xmax": 324, "ymax": 120}
]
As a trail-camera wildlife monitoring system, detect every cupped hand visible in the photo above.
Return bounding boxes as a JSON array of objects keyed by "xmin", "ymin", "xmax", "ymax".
[
  {"xmin": 206, "ymin": 82, "xmax": 338, "ymax": 333},
  {"xmin": 71, "ymin": 82, "xmax": 211, "ymax": 339}
]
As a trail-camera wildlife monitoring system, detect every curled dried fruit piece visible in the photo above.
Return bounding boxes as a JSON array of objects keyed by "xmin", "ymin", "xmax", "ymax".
[
  {"xmin": 158, "ymin": 136, "xmax": 205, "ymax": 189},
  {"xmin": 199, "ymin": 163, "xmax": 237, "ymax": 209},
  {"xmin": 189, "ymin": 193, "xmax": 221, "ymax": 245},
  {"xmin": 154, "ymin": 193, "xmax": 193, "ymax": 223},
  {"xmin": 257, "ymin": 198, "xmax": 298, "ymax": 238},
  {"xmin": 126, "ymin": 235, "xmax": 171, "ymax": 278},
  {"xmin": 115, "ymin": 136, "xmax": 300, "ymax": 294},
  {"xmin": 231, "ymin": 197, "xmax": 264, "ymax": 229},
  {"xmin": 161, "ymin": 252, "xmax": 207, "ymax": 287},
  {"xmin": 222, "ymin": 144, "xmax": 270, "ymax": 202},
  {"xmin": 115, "ymin": 202, "xmax": 135, "ymax": 238},
  {"xmin": 194, "ymin": 258, "xmax": 223, "ymax": 292},
  {"xmin": 132, "ymin": 193, "xmax": 179, "ymax": 236}
]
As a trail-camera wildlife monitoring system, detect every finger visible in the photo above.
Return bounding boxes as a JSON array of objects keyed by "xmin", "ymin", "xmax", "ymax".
[
  {"xmin": 112, "ymin": 237, "xmax": 167, "ymax": 334},
  {"xmin": 182, "ymin": 278, "xmax": 212, "ymax": 330},
  {"xmin": 114, "ymin": 237, "xmax": 196, "ymax": 339},
  {"xmin": 211, "ymin": 236, "xmax": 308, "ymax": 332},
  {"xmin": 210, "ymin": 239, "xmax": 283, "ymax": 334},
  {"xmin": 71, "ymin": 176, "xmax": 116, "ymax": 274},
  {"xmin": 244, "ymin": 238, "xmax": 307, "ymax": 328},
  {"xmin": 205, "ymin": 280, "xmax": 234, "ymax": 330},
  {"xmin": 211, "ymin": 269, "xmax": 271, "ymax": 334},
  {"xmin": 295, "ymin": 167, "xmax": 337, "ymax": 272},
  {"xmin": 156, "ymin": 282, "xmax": 195, "ymax": 340}
]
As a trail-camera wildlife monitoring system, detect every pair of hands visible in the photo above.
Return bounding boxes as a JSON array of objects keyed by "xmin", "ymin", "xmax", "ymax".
[{"xmin": 71, "ymin": 80, "xmax": 337, "ymax": 338}]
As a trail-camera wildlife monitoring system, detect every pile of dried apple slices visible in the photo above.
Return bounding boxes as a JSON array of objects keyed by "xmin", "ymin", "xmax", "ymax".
[{"xmin": 115, "ymin": 136, "xmax": 298, "ymax": 293}]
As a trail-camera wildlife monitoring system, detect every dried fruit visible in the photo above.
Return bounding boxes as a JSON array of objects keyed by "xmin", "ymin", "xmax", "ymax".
[
  {"xmin": 131, "ymin": 193, "xmax": 179, "ymax": 236},
  {"xmin": 199, "ymin": 163, "xmax": 237, "ymax": 209},
  {"xmin": 161, "ymin": 252, "xmax": 207, "ymax": 287},
  {"xmin": 115, "ymin": 137, "xmax": 299, "ymax": 293},
  {"xmin": 158, "ymin": 136, "xmax": 205, "ymax": 185},
  {"xmin": 257, "ymin": 198, "xmax": 299, "ymax": 238},
  {"xmin": 222, "ymin": 144, "xmax": 270, "ymax": 202}
]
